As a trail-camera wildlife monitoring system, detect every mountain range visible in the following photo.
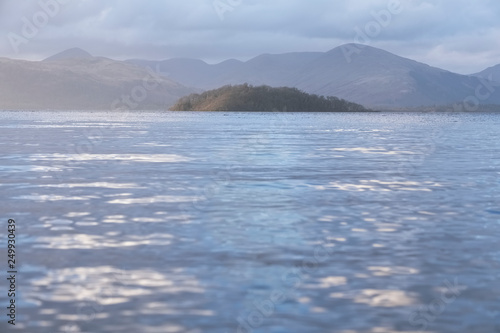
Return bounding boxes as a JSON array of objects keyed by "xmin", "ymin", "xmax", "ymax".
[
  {"xmin": 0, "ymin": 48, "xmax": 194, "ymax": 110},
  {"xmin": 1, "ymin": 45, "xmax": 499, "ymax": 110},
  {"xmin": 128, "ymin": 44, "xmax": 500, "ymax": 108}
]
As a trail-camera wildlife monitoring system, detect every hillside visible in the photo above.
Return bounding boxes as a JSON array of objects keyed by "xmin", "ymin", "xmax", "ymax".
[
  {"xmin": 169, "ymin": 84, "xmax": 369, "ymax": 112},
  {"xmin": 0, "ymin": 50, "xmax": 196, "ymax": 110},
  {"xmin": 473, "ymin": 64, "xmax": 500, "ymax": 81},
  {"xmin": 290, "ymin": 44, "xmax": 500, "ymax": 107},
  {"xmin": 129, "ymin": 44, "xmax": 500, "ymax": 108}
]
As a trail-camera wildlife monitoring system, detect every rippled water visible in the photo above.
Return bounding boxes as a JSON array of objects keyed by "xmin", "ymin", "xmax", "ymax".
[{"xmin": 1, "ymin": 111, "xmax": 499, "ymax": 333}]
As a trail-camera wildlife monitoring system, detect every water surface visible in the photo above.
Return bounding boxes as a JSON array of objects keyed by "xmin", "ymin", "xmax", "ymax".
[{"xmin": 0, "ymin": 111, "xmax": 499, "ymax": 333}]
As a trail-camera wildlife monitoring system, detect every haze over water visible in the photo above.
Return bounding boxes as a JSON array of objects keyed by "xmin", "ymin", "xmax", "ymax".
[{"xmin": 1, "ymin": 111, "xmax": 499, "ymax": 333}]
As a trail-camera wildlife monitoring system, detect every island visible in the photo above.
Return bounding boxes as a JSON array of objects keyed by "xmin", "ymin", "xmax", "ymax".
[{"xmin": 169, "ymin": 84, "xmax": 370, "ymax": 112}]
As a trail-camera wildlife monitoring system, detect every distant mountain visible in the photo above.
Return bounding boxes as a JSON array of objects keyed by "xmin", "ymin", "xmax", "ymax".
[
  {"xmin": 128, "ymin": 52, "xmax": 323, "ymax": 90},
  {"xmin": 129, "ymin": 44, "xmax": 500, "ymax": 108},
  {"xmin": 473, "ymin": 64, "xmax": 500, "ymax": 81},
  {"xmin": 0, "ymin": 52, "xmax": 196, "ymax": 110},
  {"xmin": 43, "ymin": 47, "xmax": 93, "ymax": 61},
  {"xmin": 291, "ymin": 44, "xmax": 498, "ymax": 107},
  {"xmin": 170, "ymin": 84, "xmax": 369, "ymax": 112}
]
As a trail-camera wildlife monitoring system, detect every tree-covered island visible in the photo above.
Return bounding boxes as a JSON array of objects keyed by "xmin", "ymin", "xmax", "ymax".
[{"xmin": 169, "ymin": 84, "xmax": 370, "ymax": 112}]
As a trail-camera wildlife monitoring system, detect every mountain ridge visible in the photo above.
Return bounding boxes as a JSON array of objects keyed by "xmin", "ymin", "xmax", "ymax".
[
  {"xmin": 0, "ymin": 53, "xmax": 196, "ymax": 110},
  {"xmin": 473, "ymin": 64, "xmax": 500, "ymax": 81},
  {"xmin": 127, "ymin": 44, "xmax": 500, "ymax": 108}
]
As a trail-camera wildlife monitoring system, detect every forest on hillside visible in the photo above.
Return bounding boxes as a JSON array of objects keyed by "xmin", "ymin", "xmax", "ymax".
[{"xmin": 169, "ymin": 84, "xmax": 370, "ymax": 112}]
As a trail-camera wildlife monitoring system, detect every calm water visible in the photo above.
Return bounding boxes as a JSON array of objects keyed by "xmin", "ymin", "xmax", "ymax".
[{"xmin": 1, "ymin": 111, "xmax": 499, "ymax": 333}]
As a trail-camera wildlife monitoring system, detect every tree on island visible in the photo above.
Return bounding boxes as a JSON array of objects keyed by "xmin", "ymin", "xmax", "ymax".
[{"xmin": 169, "ymin": 84, "xmax": 370, "ymax": 112}]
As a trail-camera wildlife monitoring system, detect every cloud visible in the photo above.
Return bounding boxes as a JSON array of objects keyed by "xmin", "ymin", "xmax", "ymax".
[{"xmin": 0, "ymin": 0, "xmax": 499, "ymax": 73}]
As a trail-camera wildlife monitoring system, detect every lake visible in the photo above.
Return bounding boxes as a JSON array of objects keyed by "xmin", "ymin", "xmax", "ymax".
[{"xmin": 0, "ymin": 111, "xmax": 499, "ymax": 333}]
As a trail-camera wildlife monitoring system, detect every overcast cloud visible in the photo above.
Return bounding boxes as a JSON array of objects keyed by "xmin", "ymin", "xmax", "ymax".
[{"xmin": 1, "ymin": 0, "xmax": 499, "ymax": 74}]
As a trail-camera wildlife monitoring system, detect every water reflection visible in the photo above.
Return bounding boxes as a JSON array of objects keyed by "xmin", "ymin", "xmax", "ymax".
[
  {"xmin": 14, "ymin": 194, "xmax": 100, "ymax": 201},
  {"xmin": 107, "ymin": 195, "xmax": 202, "ymax": 204},
  {"xmin": 24, "ymin": 266, "xmax": 206, "ymax": 332},
  {"xmin": 328, "ymin": 147, "xmax": 418, "ymax": 155},
  {"xmin": 34, "ymin": 233, "xmax": 174, "ymax": 249},
  {"xmin": 28, "ymin": 153, "xmax": 192, "ymax": 163},
  {"xmin": 311, "ymin": 180, "xmax": 443, "ymax": 192},
  {"xmin": 45, "ymin": 183, "xmax": 145, "ymax": 189},
  {"xmin": 330, "ymin": 289, "xmax": 418, "ymax": 307}
]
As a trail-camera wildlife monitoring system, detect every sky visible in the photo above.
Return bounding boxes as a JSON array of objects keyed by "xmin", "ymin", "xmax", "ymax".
[{"xmin": 1, "ymin": 0, "xmax": 499, "ymax": 74}]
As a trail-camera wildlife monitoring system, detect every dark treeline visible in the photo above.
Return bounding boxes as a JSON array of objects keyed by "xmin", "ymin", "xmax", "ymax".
[{"xmin": 169, "ymin": 84, "xmax": 370, "ymax": 112}]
